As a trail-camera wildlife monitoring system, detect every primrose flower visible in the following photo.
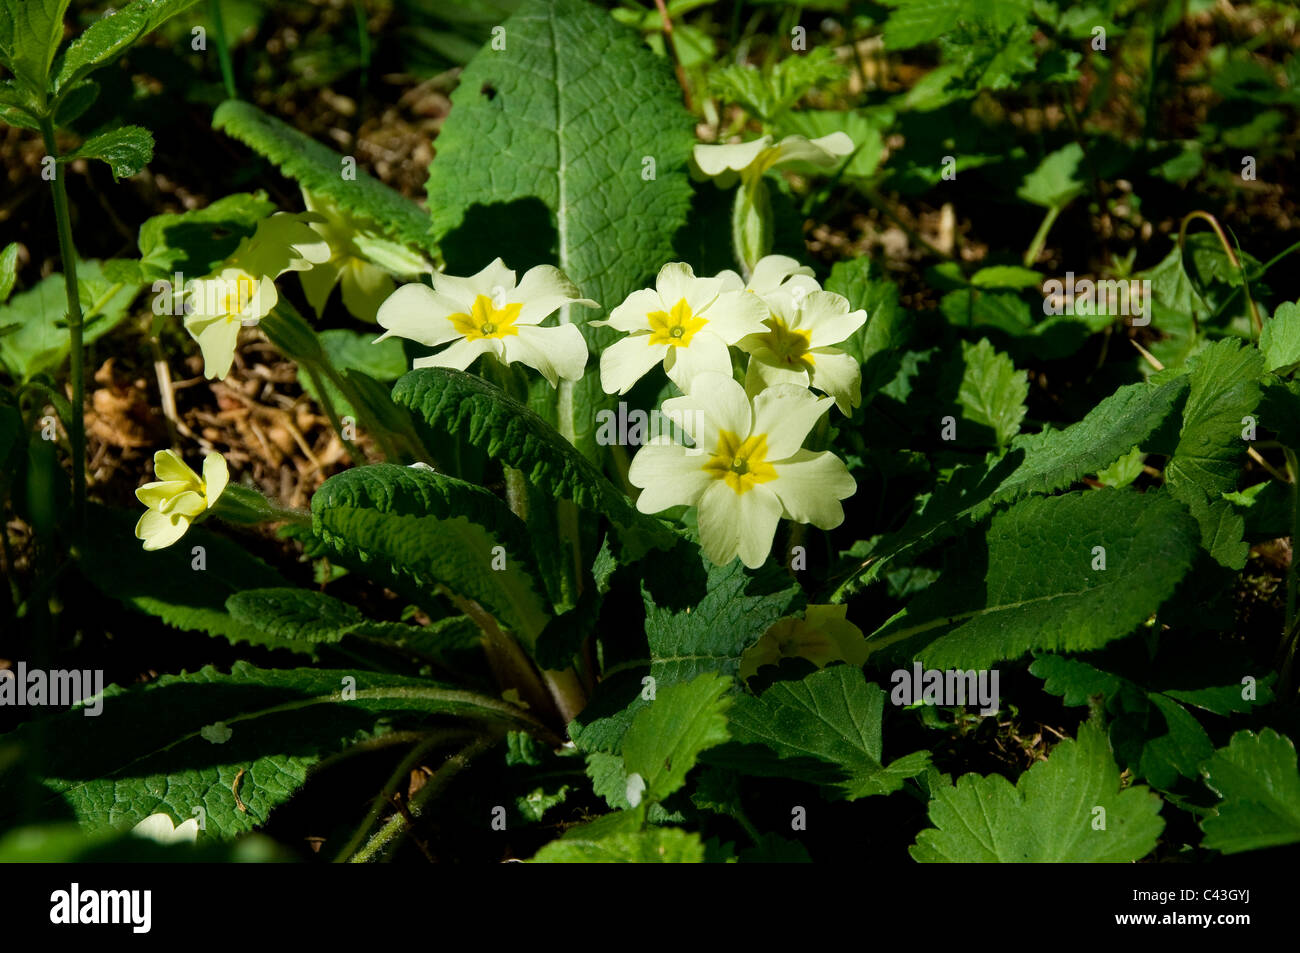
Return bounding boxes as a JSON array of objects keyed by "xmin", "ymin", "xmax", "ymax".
[
  {"xmin": 134, "ymin": 449, "xmax": 228, "ymax": 551},
  {"xmin": 739, "ymin": 289, "xmax": 867, "ymax": 415},
  {"xmin": 183, "ymin": 212, "xmax": 331, "ymax": 379},
  {"xmin": 693, "ymin": 132, "xmax": 855, "ymax": 187},
  {"xmin": 628, "ymin": 372, "xmax": 856, "ymax": 569},
  {"xmin": 132, "ymin": 812, "xmax": 201, "ymax": 845},
  {"xmin": 297, "ymin": 189, "xmax": 431, "ymax": 323},
  {"xmin": 375, "ymin": 258, "xmax": 595, "ymax": 387},
  {"xmin": 595, "ymin": 262, "xmax": 768, "ymax": 395},
  {"xmin": 738, "ymin": 605, "xmax": 869, "ymax": 681}
]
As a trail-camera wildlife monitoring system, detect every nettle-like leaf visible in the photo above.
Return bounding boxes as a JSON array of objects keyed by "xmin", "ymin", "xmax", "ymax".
[
  {"xmin": 78, "ymin": 505, "xmax": 294, "ymax": 651},
  {"xmin": 1200, "ymin": 729, "xmax": 1300, "ymax": 854},
  {"xmin": 424, "ymin": 0, "xmax": 694, "ymax": 460},
  {"xmin": 1163, "ymin": 339, "xmax": 1263, "ymax": 496},
  {"xmin": 531, "ymin": 826, "xmax": 704, "ymax": 863},
  {"xmin": 866, "ymin": 489, "xmax": 1200, "ymax": 669},
  {"xmin": 0, "ymin": 260, "xmax": 143, "ymax": 381},
  {"xmin": 1017, "ymin": 142, "xmax": 1087, "ymax": 210},
  {"xmin": 392, "ymin": 367, "xmax": 673, "ymax": 556},
  {"xmin": 572, "ymin": 551, "xmax": 804, "ymax": 753},
  {"xmin": 64, "ymin": 124, "xmax": 153, "ymax": 179},
  {"xmin": 1031, "ymin": 654, "xmax": 1273, "ymax": 789},
  {"xmin": 311, "ymin": 463, "xmax": 552, "ymax": 648},
  {"xmin": 911, "ymin": 722, "xmax": 1164, "ymax": 862},
  {"xmin": 54, "ymin": 0, "xmax": 200, "ymax": 94},
  {"xmin": 622, "ymin": 673, "xmax": 733, "ymax": 805},
  {"xmin": 0, "ymin": 663, "xmax": 542, "ymax": 839},
  {"xmin": 1260, "ymin": 301, "xmax": 1300, "ymax": 375},
  {"xmin": 835, "ymin": 369, "xmax": 1190, "ymax": 593},
  {"xmin": 0, "ymin": 0, "xmax": 71, "ymax": 95},
  {"xmin": 212, "ymin": 100, "xmax": 434, "ymax": 255},
  {"xmin": 714, "ymin": 666, "xmax": 930, "ymax": 800},
  {"xmin": 956, "ymin": 337, "xmax": 1028, "ymax": 449}
]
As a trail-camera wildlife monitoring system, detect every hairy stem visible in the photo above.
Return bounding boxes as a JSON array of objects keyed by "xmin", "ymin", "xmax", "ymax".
[
  {"xmin": 39, "ymin": 118, "xmax": 86, "ymax": 530},
  {"xmin": 208, "ymin": 0, "xmax": 238, "ymax": 99}
]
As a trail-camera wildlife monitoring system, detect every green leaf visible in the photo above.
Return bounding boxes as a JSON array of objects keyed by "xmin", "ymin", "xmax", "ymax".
[
  {"xmin": 709, "ymin": 46, "xmax": 847, "ymax": 120},
  {"xmin": 883, "ymin": 0, "xmax": 966, "ymax": 50},
  {"xmin": 911, "ymin": 722, "xmax": 1164, "ymax": 862},
  {"xmin": 0, "ymin": 662, "xmax": 537, "ymax": 838},
  {"xmin": 622, "ymin": 673, "xmax": 733, "ymax": 804},
  {"xmin": 1017, "ymin": 142, "xmax": 1086, "ymax": 210},
  {"xmin": 212, "ymin": 99, "xmax": 434, "ymax": 255},
  {"xmin": 424, "ymin": 0, "xmax": 694, "ymax": 460},
  {"xmin": 824, "ymin": 257, "xmax": 909, "ymax": 402},
  {"xmin": 531, "ymin": 826, "xmax": 704, "ymax": 863},
  {"xmin": 77, "ymin": 505, "xmax": 297, "ymax": 652},
  {"xmin": 131, "ymin": 191, "xmax": 276, "ymax": 281},
  {"xmin": 970, "ymin": 265, "xmax": 1043, "ymax": 290},
  {"xmin": 866, "ymin": 490, "xmax": 1200, "ymax": 669},
  {"xmin": 957, "ymin": 338, "xmax": 1028, "ymax": 448},
  {"xmin": 0, "ymin": 260, "xmax": 142, "ymax": 381},
  {"xmin": 311, "ymin": 463, "xmax": 552, "ymax": 647},
  {"xmin": 1200, "ymin": 729, "xmax": 1300, "ymax": 854},
  {"xmin": 54, "ymin": 0, "xmax": 200, "ymax": 92},
  {"xmin": 834, "ymin": 370, "xmax": 1189, "ymax": 592},
  {"xmin": 571, "ymin": 550, "xmax": 804, "ymax": 753},
  {"xmin": 392, "ymin": 367, "xmax": 672, "ymax": 555},
  {"xmin": 719, "ymin": 666, "xmax": 930, "ymax": 800},
  {"xmin": 0, "ymin": 242, "xmax": 17, "ymax": 304},
  {"xmin": 0, "ymin": 0, "xmax": 72, "ymax": 95},
  {"xmin": 1259, "ymin": 301, "xmax": 1300, "ymax": 375},
  {"xmin": 1095, "ymin": 446, "xmax": 1145, "ymax": 488},
  {"xmin": 1163, "ymin": 339, "xmax": 1263, "ymax": 497},
  {"xmin": 0, "ymin": 823, "xmax": 289, "ymax": 862},
  {"xmin": 65, "ymin": 124, "xmax": 153, "ymax": 179},
  {"xmin": 298, "ymin": 329, "xmax": 408, "ymax": 418}
]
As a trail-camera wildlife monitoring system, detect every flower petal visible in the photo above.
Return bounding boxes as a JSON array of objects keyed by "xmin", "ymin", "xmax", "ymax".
[
  {"xmin": 152, "ymin": 448, "xmax": 197, "ymax": 484},
  {"xmin": 413, "ymin": 336, "xmax": 498, "ymax": 371},
  {"xmin": 433, "ymin": 257, "xmax": 516, "ymax": 308},
  {"xmin": 628, "ymin": 443, "xmax": 713, "ymax": 513},
  {"xmin": 799, "ymin": 291, "xmax": 867, "ymax": 346},
  {"xmin": 770, "ymin": 449, "xmax": 857, "ymax": 528},
  {"xmin": 599, "ymin": 333, "xmax": 668, "ymax": 395},
  {"xmin": 743, "ymin": 354, "xmax": 809, "ymax": 395},
  {"xmin": 664, "ymin": 330, "xmax": 733, "ymax": 393},
  {"xmin": 692, "ymin": 137, "xmax": 774, "ymax": 177},
  {"xmin": 502, "ymin": 323, "xmax": 588, "ymax": 386},
  {"xmin": 696, "ymin": 289, "xmax": 770, "ymax": 343},
  {"xmin": 601, "ymin": 288, "xmax": 666, "ymax": 333},
  {"xmin": 187, "ymin": 313, "xmax": 242, "ymax": 380},
  {"xmin": 514, "ymin": 265, "xmax": 598, "ymax": 325},
  {"xmin": 808, "ymin": 348, "xmax": 862, "ymax": 414},
  {"xmin": 746, "ymin": 255, "xmax": 815, "ymax": 296},
  {"xmin": 752, "ymin": 383, "xmax": 833, "ymax": 459},
  {"xmin": 656, "ymin": 262, "xmax": 720, "ymax": 315},
  {"xmin": 697, "ymin": 480, "xmax": 782, "ymax": 569},
  {"xmin": 772, "ymin": 132, "xmax": 855, "ymax": 168},
  {"xmin": 666, "ymin": 371, "xmax": 752, "ymax": 448},
  {"xmin": 202, "ymin": 452, "xmax": 229, "ymax": 508},
  {"xmin": 135, "ymin": 506, "xmax": 192, "ymax": 551},
  {"xmin": 340, "ymin": 259, "xmax": 395, "ymax": 323},
  {"xmin": 375, "ymin": 283, "xmax": 462, "ymax": 347}
]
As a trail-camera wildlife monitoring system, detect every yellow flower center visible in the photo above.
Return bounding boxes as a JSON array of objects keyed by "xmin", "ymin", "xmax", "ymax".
[
  {"xmin": 223, "ymin": 275, "xmax": 259, "ymax": 318},
  {"xmin": 703, "ymin": 430, "xmax": 778, "ymax": 494},
  {"xmin": 449, "ymin": 294, "xmax": 522, "ymax": 340},
  {"xmin": 646, "ymin": 298, "xmax": 707, "ymax": 347},
  {"xmin": 758, "ymin": 315, "xmax": 815, "ymax": 369}
]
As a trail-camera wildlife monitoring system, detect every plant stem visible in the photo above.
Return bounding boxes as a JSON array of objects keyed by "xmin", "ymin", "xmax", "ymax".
[
  {"xmin": 332, "ymin": 728, "xmax": 474, "ymax": 863},
  {"xmin": 349, "ymin": 732, "xmax": 499, "ymax": 863},
  {"xmin": 303, "ymin": 364, "xmax": 363, "ymax": 464},
  {"xmin": 208, "ymin": 0, "xmax": 238, "ymax": 99},
  {"xmin": 40, "ymin": 118, "xmax": 86, "ymax": 531},
  {"xmin": 1023, "ymin": 204, "xmax": 1061, "ymax": 268},
  {"xmin": 1284, "ymin": 448, "xmax": 1299, "ymax": 675}
]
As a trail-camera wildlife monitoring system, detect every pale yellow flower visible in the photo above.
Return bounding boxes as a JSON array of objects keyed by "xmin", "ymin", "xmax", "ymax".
[
  {"xmin": 134, "ymin": 449, "xmax": 228, "ymax": 551},
  {"xmin": 739, "ymin": 605, "xmax": 869, "ymax": 681},
  {"xmin": 132, "ymin": 812, "xmax": 200, "ymax": 845}
]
